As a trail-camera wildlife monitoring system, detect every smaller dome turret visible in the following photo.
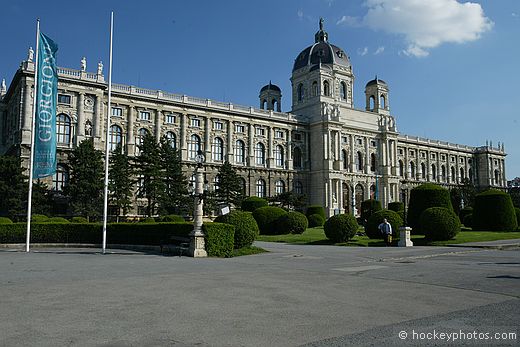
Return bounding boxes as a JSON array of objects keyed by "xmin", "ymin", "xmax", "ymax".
[
  {"xmin": 259, "ymin": 81, "xmax": 282, "ymax": 112},
  {"xmin": 365, "ymin": 75, "xmax": 390, "ymax": 115}
]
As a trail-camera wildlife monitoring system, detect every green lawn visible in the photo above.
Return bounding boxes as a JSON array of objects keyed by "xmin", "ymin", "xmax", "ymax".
[{"xmin": 256, "ymin": 227, "xmax": 520, "ymax": 247}]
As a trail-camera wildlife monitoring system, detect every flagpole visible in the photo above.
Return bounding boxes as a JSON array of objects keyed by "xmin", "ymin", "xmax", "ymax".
[
  {"xmin": 102, "ymin": 11, "xmax": 114, "ymax": 254},
  {"xmin": 26, "ymin": 19, "xmax": 41, "ymax": 253}
]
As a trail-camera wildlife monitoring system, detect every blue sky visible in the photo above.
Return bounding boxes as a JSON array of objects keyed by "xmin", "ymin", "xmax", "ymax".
[{"xmin": 1, "ymin": 0, "xmax": 519, "ymax": 179}]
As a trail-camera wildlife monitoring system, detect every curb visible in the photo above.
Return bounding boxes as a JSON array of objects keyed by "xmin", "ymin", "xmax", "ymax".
[{"xmin": 446, "ymin": 243, "xmax": 520, "ymax": 250}]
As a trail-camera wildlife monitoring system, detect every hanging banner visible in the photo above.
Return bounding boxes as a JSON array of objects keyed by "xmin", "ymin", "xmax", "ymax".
[{"xmin": 33, "ymin": 32, "xmax": 58, "ymax": 178}]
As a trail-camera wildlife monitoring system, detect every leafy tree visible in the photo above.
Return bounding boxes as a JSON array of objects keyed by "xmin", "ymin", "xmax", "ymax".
[
  {"xmin": 450, "ymin": 178, "xmax": 476, "ymax": 215},
  {"xmin": 31, "ymin": 180, "xmax": 52, "ymax": 216},
  {"xmin": 508, "ymin": 177, "xmax": 520, "ymax": 208},
  {"xmin": 108, "ymin": 143, "xmax": 134, "ymax": 219},
  {"xmin": 0, "ymin": 155, "xmax": 27, "ymax": 219},
  {"xmin": 134, "ymin": 133, "xmax": 164, "ymax": 217},
  {"xmin": 270, "ymin": 191, "xmax": 306, "ymax": 210},
  {"xmin": 214, "ymin": 161, "xmax": 243, "ymax": 208},
  {"xmin": 159, "ymin": 136, "xmax": 188, "ymax": 215},
  {"xmin": 64, "ymin": 139, "xmax": 104, "ymax": 221}
]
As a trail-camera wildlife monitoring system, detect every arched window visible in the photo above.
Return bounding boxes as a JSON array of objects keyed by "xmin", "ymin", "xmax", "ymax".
[
  {"xmin": 274, "ymin": 145, "xmax": 284, "ymax": 167},
  {"xmin": 380, "ymin": 95, "xmax": 386, "ymax": 109},
  {"xmin": 294, "ymin": 181, "xmax": 303, "ymax": 195},
  {"xmin": 189, "ymin": 134, "xmax": 201, "ymax": 159},
  {"xmin": 262, "ymin": 99, "xmax": 267, "ymax": 110},
  {"xmin": 441, "ymin": 165, "xmax": 446, "ymax": 181},
  {"xmin": 370, "ymin": 184, "xmax": 376, "ymax": 199},
  {"xmin": 272, "ymin": 99, "xmax": 278, "ymax": 111},
  {"xmin": 451, "ymin": 166, "xmax": 456, "ymax": 182},
  {"xmin": 275, "ymin": 180, "xmax": 285, "ymax": 195},
  {"xmin": 166, "ymin": 131, "xmax": 176, "ymax": 148},
  {"xmin": 293, "ymin": 147, "xmax": 302, "ymax": 169},
  {"xmin": 370, "ymin": 153, "xmax": 376, "ymax": 172},
  {"xmin": 369, "ymin": 96, "xmax": 375, "ymax": 111},
  {"xmin": 56, "ymin": 114, "xmax": 71, "ymax": 144},
  {"xmin": 212, "ymin": 137, "xmax": 224, "ymax": 161},
  {"xmin": 468, "ymin": 168, "xmax": 473, "ymax": 182},
  {"xmin": 355, "ymin": 184, "xmax": 364, "ymax": 213},
  {"xmin": 342, "ymin": 149, "xmax": 348, "ymax": 170},
  {"xmin": 297, "ymin": 83, "xmax": 304, "ymax": 101},
  {"xmin": 421, "ymin": 162, "xmax": 426, "ymax": 179},
  {"xmin": 109, "ymin": 125, "xmax": 122, "ymax": 152},
  {"xmin": 235, "ymin": 140, "xmax": 245, "ymax": 164},
  {"xmin": 340, "ymin": 82, "xmax": 347, "ymax": 100},
  {"xmin": 459, "ymin": 168, "xmax": 465, "ymax": 181},
  {"xmin": 135, "ymin": 128, "xmax": 150, "ymax": 155},
  {"xmin": 494, "ymin": 169, "xmax": 499, "ymax": 185},
  {"xmin": 52, "ymin": 164, "xmax": 69, "ymax": 191},
  {"xmin": 323, "ymin": 80, "xmax": 330, "ymax": 96},
  {"xmin": 255, "ymin": 143, "xmax": 265, "ymax": 165},
  {"xmin": 410, "ymin": 161, "xmax": 416, "ymax": 179},
  {"xmin": 356, "ymin": 151, "xmax": 363, "ymax": 172},
  {"xmin": 312, "ymin": 81, "xmax": 318, "ymax": 96},
  {"xmin": 399, "ymin": 160, "xmax": 404, "ymax": 177},
  {"xmin": 256, "ymin": 179, "xmax": 266, "ymax": 198},
  {"xmin": 431, "ymin": 164, "xmax": 436, "ymax": 181}
]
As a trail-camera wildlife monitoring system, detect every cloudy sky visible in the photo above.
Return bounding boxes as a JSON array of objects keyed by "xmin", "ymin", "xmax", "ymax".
[{"xmin": 1, "ymin": 0, "xmax": 518, "ymax": 179}]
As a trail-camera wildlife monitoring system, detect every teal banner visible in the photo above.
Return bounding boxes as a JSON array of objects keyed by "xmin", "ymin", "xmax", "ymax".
[{"xmin": 33, "ymin": 33, "xmax": 58, "ymax": 178}]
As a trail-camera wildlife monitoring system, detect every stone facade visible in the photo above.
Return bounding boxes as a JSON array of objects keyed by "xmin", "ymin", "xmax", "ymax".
[{"xmin": 0, "ymin": 21, "xmax": 507, "ymax": 217}]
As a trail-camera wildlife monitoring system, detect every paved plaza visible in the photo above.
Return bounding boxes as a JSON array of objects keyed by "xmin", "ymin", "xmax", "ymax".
[{"xmin": 1, "ymin": 242, "xmax": 519, "ymax": 346}]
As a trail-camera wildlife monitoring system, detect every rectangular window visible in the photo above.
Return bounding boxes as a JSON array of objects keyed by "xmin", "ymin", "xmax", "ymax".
[
  {"xmin": 441, "ymin": 155, "xmax": 446, "ymax": 161},
  {"xmin": 398, "ymin": 148, "xmax": 403, "ymax": 155},
  {"xmin": 111, "ymin": 107, "xmax": 123, "ymax": 117},
  {"xmin": 58, "ymin": 94, "xmax": 71, "ymax": 104},
  {"xmin": 357, "ymin": 138, "xmax": 363, "ymax": 145},
  {"xmin": 431, "ymin": 153, "xmax": 436, "ymax": 159},
  {"xmin": 421, "ymin": 152, "xmax": 426, "ymax": 158},
  {"xmin": 191, "ymin": 118, "xmax": 201, "ymax": 127},
  {"xmin": 371, "ymin": 140, "xmax": 377, "ymax": 147},
  {"xmin": 256, "ymin": 127, "xmax": 265, "ymax": 136},
  {"xmin": 341, "ymin": 136, "xmax": 348, "ymax": 144},
  {"xmin": 139, "ymin": 111, "xmax": 151, "ymax": 121},
  {"xmin": 275, "ymin": 130, "xmax": 284, "ymax": 139},
  {"xmin": 410, "ymin": 150, "xmax": 415, "ymax": 157},
  {"xmin": 165, "ymin": 114, "xmax": 176, "ymax": 124},
  {"xmin": 235, "ymin": 124, "xmax": 245, "ymax": 133},
  {"xmin": 214, "ymin": 121, "xmax": 224, "ymax": 130},
  {"xmin": 460, "ymin": 158, "xmax": 464, "ymax": 164},
  {"xmin": 294, "ymin": 133, "xmax": 302, "ymax": 141}
]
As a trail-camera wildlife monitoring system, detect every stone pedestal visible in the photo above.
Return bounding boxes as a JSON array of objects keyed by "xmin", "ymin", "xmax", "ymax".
[
  {"xmin": 189, "ymin": 234, "xmax": 207, "ymax": 257},
  {"xmin": 398, "ymin": 226, "xmax": 413, "ymax": 247}
]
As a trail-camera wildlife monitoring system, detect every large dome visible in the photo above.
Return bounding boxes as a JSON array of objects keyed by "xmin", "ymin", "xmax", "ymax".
[{"xmin": 293, "ymin": 18, "xmax": 351, "ymax": 72}]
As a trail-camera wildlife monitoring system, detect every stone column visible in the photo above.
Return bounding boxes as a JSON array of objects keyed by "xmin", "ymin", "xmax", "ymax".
[
  {"xmin": 248, "ymin": 124, "xmax": 254, "ymax": 165},
  {"xmin": 76, "ymin": 93, "xmax": 85, "ymax": 145},
  {"xmin": 155, "ymin": 109, "xmax": 161, "ymax": 143},
  {"xmin": 127, "ymin": 106, "xmax": 135, "ymax": 156},
  {"xmin": 350, "ymin": 135, "xmax": 355, "ymax": 172},
  {"xmin": 204, "ymin": 117, "xmax": 210, "ymax": 160},
  {"xmin": 23, "ymin": 82, "xmax": 33, "ymax": 131},
  {"xmin": 94, "ymin": 93, "xmax": 103, "ymax": 140},
  {"xmin": 338, "ymin": 179, "xmax": 344, "ymax": 213},
  {"xmin": 286, "ymin": 129, "xmax": 292, "ymax": 170},
  {"xmin": 365, "ymin": 137, "xmax": 370, "ymax": 173},
  {"xmin": 189, "ymin": 167, "xmax": 207, "ymax": 257},
  {"xmin": 227, "ymin": 120, "xmax": 233, "ymax": 162}
]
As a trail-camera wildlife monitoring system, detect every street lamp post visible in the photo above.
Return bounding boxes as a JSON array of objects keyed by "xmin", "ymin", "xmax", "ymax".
[
  {"xmin": 398, "ymin": 179, "xmax": 413, "ymax": 247},
  {"xmin": 189, "ymin": 150, "xmax": 208, "ymax": 257}
]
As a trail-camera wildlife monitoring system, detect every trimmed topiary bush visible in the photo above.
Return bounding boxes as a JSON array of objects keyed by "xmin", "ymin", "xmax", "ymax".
[
  {"xmin": 473, "ymin": 189, "xmax": 518, "ymax": 231},
  {"xmin": 324, "ymin": 214, "xmax": 358, "ymax": 243},
  {"xmin": 279, "ymin": 211, "xmax": 308, "ymax": 234},
  {"xmin": 71, "ymin": 216, "xmax": 88, "ymax": 223},
  {"xmin": 31, "ymin": 214, "xmax": 49, "ymax": 223},
  {"xmin": 203, "ymin": 222, "xmax": 235, "ymax": 257},
  {"xmin": 360, "ymin": 199, "xmax": 382, "ymax": 225},
  {"xmin": 47, "ymin": 217, "xmax": 70, "ymax": 223},
  {"xmin": 408, "ymin": 183, "xmax": 453, "ymax": 233},
  {"xmin": 139, "ymin": 217, "xmax": 156, "ymax": 223},
  {"xmin": 160, "ymin": 214, "xmax": 185, "ymax": 222},
  {"xmin": 388, "ymin": 202, "xmax": 404, "ymax": 213},
  {"xmin": 214, "ymin": 210, "xmax": 259, "ymax": 248},
  {"xmin": 241, "ymin": 197, "xmax": 268, "ymax": 212},
  {"xmin": 420, "ymin": 207, "xmax": 461, "ymax": 241},
  {"xmin": 463, "ymin": 214, "xmax": 473, "ymax": 228},
  {"xmin": 306, "ymin": 205, "xmax": 326, "ymax": 220},
  {"xmin": 252, "ymin": 206, "xmax": 288, "ymax": 235},
  {"xmin": 0, "ymin": 217, "xmax": 13, "ymax": 224},
  {"xmin": 515, "ymin": 208, "xmax": 520, "ymax": 230},
  {"xmin": 365, "ymin": 209, "xmax": 403, "ymax": 239},
  {"xmin": 459, "ymin": 207, "xmax": 473, "ymax": 226},
  {"xmin": 307, "ymin": 213, "xmax": 325, "ymax": 227}
]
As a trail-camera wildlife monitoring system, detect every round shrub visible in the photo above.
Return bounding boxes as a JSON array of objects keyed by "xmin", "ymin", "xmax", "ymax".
[
  {"xmin": 463, "ymin": 214, "xmax": 473, "ymax": 228},
  {"xmin": 214, "ymin": 210, "xmax": 259, "ymax": 248},
  {"xmin": 252, "ymin": 206, "xmax": 288, "ymax": 235},
  {"xmin": 47, "ymin": 217, "xmax": 70, "ymax": 223},
  {"xmin": 515, "ymin": 208, "xmax": 520, "ymax": 230},
  {"xmin": 306, "ymin": 205, "xmax": 326, "ymax": 219},
  {"xmin": 0, "ymin": 217, "xmax": 13, "ymax": 224},
  {"xmin": 280, "ymin": 211, "xmax": 308, "ymax": 234},
  {"xmin": 307, "ymin": 213, "xmax": 325, "ymax": 227},
  {"xmin": 32, "ymin": 214, "xmax": 49, "ymax": 222},
  {"xmin": 324, "ymin": 214, "xmax": 358, "ymax": 243},
  {"xmin": 160, "ymin": 214, "xmax": 185, "ymax": 222},
  {"xmin": 420, "ymin": 207, "xmax": 461, "ymax": 241},
  {"xmin": 473, "ymin": 189, "xmax": 518, "ymax": 231},
  {"xmin": 388, "ymin": 201, "xmax": 404, "ymax": 213},
  {"xmin": 459, "ymin": 207, "xmax": 473, "ymax": 226},
  {"xmin": 365, "ymin": 209, "xmax": 403, "ymax": 239},
  {"xmin": 241, "ymin": 197, "xmax": 268, "ymax": 212},
  {"xmin": 360, "ymin": 199, "xmax": 382, "ymax": 225},
  {"xmin": 71, "ymin": 216, "xmax": 88, "ymax": 223},
  {"xmin": 407, "ymin": 183, "xmax": 453, "ymax": 233},
  {"xmin": 139, "ymin": 217, "xmax": 156, "ymax": 223}
]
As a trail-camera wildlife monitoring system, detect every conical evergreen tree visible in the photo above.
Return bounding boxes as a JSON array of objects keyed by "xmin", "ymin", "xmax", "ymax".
[
  {"xmin": 0, "ymin": 155, "xmax": 27, "ymax": 219},
  {"xmin": 109, "ymin": 143, "xmax": 134, "ymax": 219},
  {"xmin": 215, "ymin": 161, "xmax": 243, "ymax": 208},
  {"xmin": 158, "ymin": 136, "xmax": 188, "ymax": 215}
]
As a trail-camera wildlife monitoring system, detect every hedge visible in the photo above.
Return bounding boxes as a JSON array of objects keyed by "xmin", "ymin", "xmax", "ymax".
[
  {"xmin": 515, "ymin": 208, "xmax": 520, "ymax": 230},
  {"xmin": 360, "ymin": 199, "xmax": 382, "ymax": 224},
  {"xmin": 473, "ymin": 189, "xmax": 518, "ymax": 231},
  {"xmin": 0, "ymin": 217, "xmax": 13, "ymax": 224},
  {"xmin": 279, "ymin": 211, "xmax": 308, "ymax": 234},
  {"xmin": 307, "ymin": 213, "xmax": 325, "ymax": 227},
  {"xmin": 159, "ymin": 214, "xmax": 185, "ymax": 222},
  {"xmin": 70, "ymin": 216, "xmax": 88, "ymax": 223},
  {"xmin": 253, "ymin": 206, "xmax": 288, "ymax": 235},
  {"xmin": 31, "ymin": 214, "xmax": 49, "ymax": 223},
  {"xmin": 407, "ymin": 183, "xmax": 453, "ymax": 233},
  {"xmin": 214, "ymin": 210, "xmax": 258, "ymax": 248},
  {"xmin": 365, "ymin": 209, "xmax": 403, "ymax": 239},
  {"xmin": 324, "ymin": 214, "xmax": 358, "ymax": 243},
  {"xmin": 463, "ymin": 214, "xmax": 473, "ymax": 228},
  {"xmin": 420, "ymin": 207, "xmax": 461, "ymax": 241},
  {"xmin": 203, "ymin": 222, "xmax": 235, "ymax": 257},
  {"xmin": 306, "ymin": 205, "xmax": 326, "ymax": 220},
  {"xmin": 241, "ymin": 197, "xmax": 268, "ymax": 212},
  {"xmin": 388, "ymin": 201, "xmax": 404, "ymax": 213}
]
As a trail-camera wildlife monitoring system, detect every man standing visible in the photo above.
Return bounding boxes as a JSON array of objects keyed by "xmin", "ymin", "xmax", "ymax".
[{"xmin": 378, "ymin": 218, "xmax": 393, "ymax": 246}]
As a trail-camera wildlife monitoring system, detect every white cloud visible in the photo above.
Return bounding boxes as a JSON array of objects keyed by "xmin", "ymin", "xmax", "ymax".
[
  {"xmin": 297, "ymin": 9, "xmax": 304, "ymax": 20},
  {"xmin": 374, "ymin": 46, "xmax": 385, "ymax": 55},
  {"xmin": 338, "ymin": 0, "xmax": 493, "ymax": 57},
  {"xmin": 337, "ymin": 15, "xmax": 362, "ymax": 27},
  {"xmin": 512, "ymin": 12, "xmax": 518, "ymax": 18},
  {"xmin": 357, "ymin": 47, "xmax": 369, "ymax": 56}
]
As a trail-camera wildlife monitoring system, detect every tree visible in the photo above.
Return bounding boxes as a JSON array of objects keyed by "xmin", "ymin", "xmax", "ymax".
[
  {"xmin": 64, "ymin": 139, "xmax": 104, "ymax": 221},
  {"xmin": 450, "ymin": 178, "xmax": 476, "ymax": 215},
  {"xmin": 31, "ymin": 180, "xmax": 52, "ymax": 216},
  {"xmin": 0, "ymin": 155, "xmax": 27, "ymax": 219},
  {"xmin": 270, "ymin": 191, "xmax": 307, "ymax": 211},
  {"xmin": 214, "ymin": 161, "xmax": 243, "ymax": 208},
  {"xmin": 158, "ymin": 136, "xmax": 188, "ymax": 215},
  {"xmin": 134, "ymin": 133, "xmax": 164, "ymax": 217},
  {"xmin": 108, "ymin": 143, "xmax": 134, "ymax": 219},
  {"xmin": 508, "ymin": 177, "xmax": 520, "ymax": 208}
]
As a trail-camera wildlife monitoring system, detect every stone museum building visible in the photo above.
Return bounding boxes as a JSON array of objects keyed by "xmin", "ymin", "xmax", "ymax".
[{"xmin": 0, "ymin": 20, "xmax": 508, "ymax": 217}]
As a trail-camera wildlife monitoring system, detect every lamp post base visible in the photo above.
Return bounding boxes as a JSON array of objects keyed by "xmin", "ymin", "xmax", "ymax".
[
  {"xmin": 189, "ymin": 234, "xmax": 207, "ymax": 257},
  {"xmin": 398, "ymin": 227, "xmax": 413, "ymax": 247}
]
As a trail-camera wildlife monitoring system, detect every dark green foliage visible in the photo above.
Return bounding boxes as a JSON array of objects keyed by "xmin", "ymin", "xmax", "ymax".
[
  {"xmin": 360, "ymin": 199, "xmax": 382, "ymax": 225},
  {"xmin": 159, "ymin": 136, "xmax": 189, "ymax": 215},
  {"xmin": 160, "ymin": 214, "xmax": 185, "ymax": 222},
  {"xmin": 459, "ymin": 207, "xmax": 473, "ymax": 226},
  {"xmin": 307, "ymin": 213, "xmax": 325, "ymax": 227},
  {"xmin": 107, "ymin": 222, "xmax": 192, "ymax": 245},
  {"xmin": 0, "ymin": 217, "xmax": 13, "ymax": 224},
  {"xmin": 270, "ymin": 191, "xmax": 307, "ymax": 210},
  {"xmin": 463, "ymin": 214, "xmax": 473, "ymax": 228},
  {"xmin": 71, "ymin": 216, "xmax": 88, "ymax": 223},
  {"xmin": 214, "ymin": 210, "xmax": 258, "ymax": 248},
  {"xmin": 47, "ymin": 217, "xmax": 69, "ymax": 223},
  {"xmin": 0, "ymin": 155, "xmax": 27, "ymax": 219},
  {"xmin": 0, "ymin": 223, "xmax": 101, "ymax": 244},
  {"xmin": 279, "ymin": 211, "xmax": 308, "ymax": 234},
  {"xmin": 388, "ymin": 202, "xmax": 404, "ymax": 212},
  {"xmin": 515, "ymin": 208, "xmax": 520, "ymax": 229},
  {"xmin": 31, "ymin": 214, "xmax": 49, "ymax": 222},
  {"xmin": 109, "ymin": 143, "xmax": 134, "ymax": 217},
  {"xmin": 252, "ymin": 206, "xmax": 288, "ymax": 235},
  {"xmin": 65, "ymin": 139, "xmax": 104, "ymax": 221},
  {"xmin": 324, "ymin": 214, "xmax": 359, "ymax": 242},
  {"xmin": 306, "ymin": 205, "xmax": 326, "ymax": 219},
  {"xmin": 31, "ymin": 180, "xmax": 52, "ymax": 216},
  {"xmin": 139, "ymin": 217, "xmax": 156, "ymax": 223},
  {"xmin": 450, "ymin": 178, "xmax": 476, "ymax": 215},
  {"xmin": 215, "ymin": 161, "xmax": 244, "ymax": 208},
  {"xmin": 473, "ymin": 190, "xmax": 518, "ymax": 231},
  {"xmin": 203, "ymin": 222, "xmax": 235, "ymax": 257},
  {"xmin": 407, "ymin": 183, "xmax": 453, "ymax": 233},
  {"xmin": 365, "ymin": 209, "xmax": 403, "ymax": 239},
  {"xmin": 420, "ymin": 207, "xmax": 461, "ymax": 241},
  {"xmin": 241, "ymin": 196, "xmax": 268, "ymax": 212}
]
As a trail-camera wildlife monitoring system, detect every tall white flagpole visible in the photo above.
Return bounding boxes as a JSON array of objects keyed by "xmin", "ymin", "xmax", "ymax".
[
  {"xmin": 102, "ymin": 12, "xmax": 114, "ymax": 254},
  {"xmin": 26, "ymin": 19, "xmax": 41, "ymax": 253}
]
